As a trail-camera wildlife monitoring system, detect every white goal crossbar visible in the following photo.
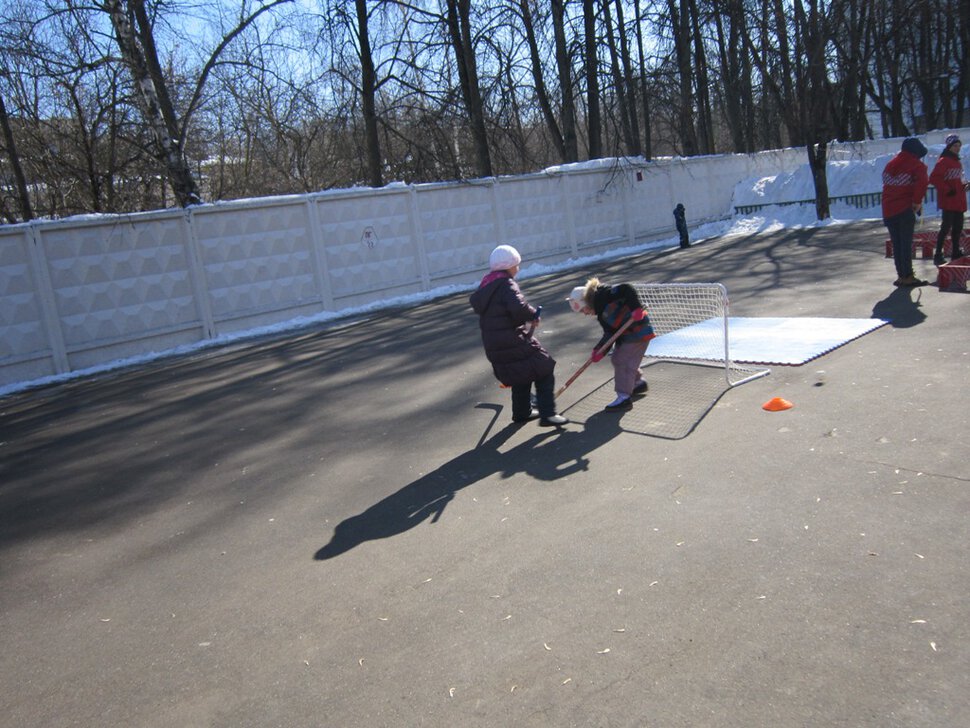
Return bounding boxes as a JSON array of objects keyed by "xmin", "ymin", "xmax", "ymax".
[{"xmin": 633, "ymin": 282, "xmax": 770, "ymax": 387}]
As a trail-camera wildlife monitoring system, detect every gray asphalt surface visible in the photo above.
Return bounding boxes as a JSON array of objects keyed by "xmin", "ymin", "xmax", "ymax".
[{"xmin": 2, "ymin": 220, "xmax": 968, "ymax": 728}]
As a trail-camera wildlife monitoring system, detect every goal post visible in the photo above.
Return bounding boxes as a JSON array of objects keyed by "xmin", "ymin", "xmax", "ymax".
[{"xmin": 633, "ymin": 282, "xmax": 769, "ymax": 387}]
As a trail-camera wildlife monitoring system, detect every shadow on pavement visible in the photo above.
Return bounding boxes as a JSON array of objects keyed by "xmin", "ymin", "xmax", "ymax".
[
  {"xmin": 562, "ymin": 361, "xmax": 737, "ymax": 440},
  {"xmin": 872, "ymin": 286, "xmax": 928, "ymax": 328},
  {"xmin": 314, "ymin": 409, "xmax": 624, "ymax": 560}
]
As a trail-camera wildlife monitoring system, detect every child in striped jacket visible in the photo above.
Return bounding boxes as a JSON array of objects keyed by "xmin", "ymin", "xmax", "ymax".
[{"xmin": 568, "ymin": 278, "xmax": 655, "ymax": 411}]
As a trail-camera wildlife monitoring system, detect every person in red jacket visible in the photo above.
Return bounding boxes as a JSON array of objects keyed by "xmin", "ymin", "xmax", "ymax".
[
  {"xmin": 929, "ymin": 134, "xmax": 969, "ymax": 265},
  {"xmin": 882, "ymin": 137, "xmax": 929, "ymax": 287}
]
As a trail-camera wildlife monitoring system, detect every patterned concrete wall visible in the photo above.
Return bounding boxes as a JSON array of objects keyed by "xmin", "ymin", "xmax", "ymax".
[
  {"xmin": 42, "ymin": 216, "xmax": 201, "ymax": 359},
  {"xmin": 192, "ymin": 199, "xmax": 320, "ymax": 332},
  {"xmin": 0, "ymin": 226, "xmax": 52, "ymax": 384},
  {"xmin": 4, "ymin": 134, "xmax": 959, "ymax": 390}
]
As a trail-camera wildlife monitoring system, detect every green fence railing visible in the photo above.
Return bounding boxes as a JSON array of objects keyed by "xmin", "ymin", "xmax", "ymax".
[{"xmin": 734, "ymin": 187, "xmax": 938, "ymax": 215}]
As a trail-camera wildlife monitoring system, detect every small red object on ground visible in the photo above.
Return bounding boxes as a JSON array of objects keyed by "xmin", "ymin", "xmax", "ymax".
[{"xmin": 937, "ymin": 256, "xmax": 970, "ymax": 293}]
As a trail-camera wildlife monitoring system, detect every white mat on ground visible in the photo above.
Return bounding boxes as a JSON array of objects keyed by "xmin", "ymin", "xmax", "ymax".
[{"xmin": 647, "ymin": 317, "xmax": 890, "ymax": 366}]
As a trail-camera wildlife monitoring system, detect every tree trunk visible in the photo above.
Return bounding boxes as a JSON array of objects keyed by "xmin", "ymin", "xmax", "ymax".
[
  {"xmin": 799, "ymin": 0, "xmax": 831, "ymax": 220},
  {"xmin": 445, "ymin": 0, "xmax": 492, "ymax": 177},
  {"xmin": 712, "ymin": 0, "xmax": 747, "ymax": 152},
  {"xmin": 0, "ymin": 90, "xmax": 34, "ymax": 222},
  {"xmin": 806, "ymin": 141, "xmax": 829, "ymax": 220},
  {"xmin": 633, "ymin": 0, "xmax": 652, "ymax": 160},
  {"xmin": 602, "ymin": 0, "xmax": 637, "ymax": 155},
  {"xmin": 105, "ymin": 0, "xmax": 200, "ymax": 206},
  {"xmin": 611, "ymin": 0, "xmax": 641, "ymax": 156},
  {"xmin": 687, "ymin": 0, "xmax": 713, "ymax": 154},
  {"xmin": 552, "ymin": 0, "xmax": 579, "ymax": 162},
  {"xmin": 959, "ymin": 0, "xmax": 970, "ymax": 126},
  {"xmin": 520, "ymin": 0, "xmax": 566, "ymax": 161},
  {"xmin": 666, "ymin": 0, "xmax": 697, "ymax": 155},
  {"xmin": 583, "ymin": 0, "xmax": 602, "ymax": 159},
  {"xmin": 355, "ymin": 0, "xmax": 383, "ymax": 187}
]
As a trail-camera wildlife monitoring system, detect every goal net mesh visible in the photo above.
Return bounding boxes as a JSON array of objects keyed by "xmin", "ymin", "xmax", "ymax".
[{"xmin": 633, "ymin": 282, "xmax": 769, "ymax": 387}]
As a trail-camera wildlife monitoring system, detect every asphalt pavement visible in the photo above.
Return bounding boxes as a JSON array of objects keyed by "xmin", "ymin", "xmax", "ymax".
[{"xmin": 2, "ymin": 220, "xmax": 968, "ymax": 728}]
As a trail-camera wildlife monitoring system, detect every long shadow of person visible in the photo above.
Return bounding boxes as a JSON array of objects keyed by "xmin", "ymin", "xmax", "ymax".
[
  {"xmin": 314, "ymin": 408, "xmax": 624, "ymax": 560},
  {"xmin": 872, "ymin": 286, "xmax": 927, "ymax": 329}
]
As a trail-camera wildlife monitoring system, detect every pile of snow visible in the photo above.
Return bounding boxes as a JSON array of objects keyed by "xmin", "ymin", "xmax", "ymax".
[
  {"xmin": 725, "ymin": 142, "xmax": 955, "ymax": 236},
  {"xmin": 733, "ymin": 155, "xmax": 890, "ymax": 209}
]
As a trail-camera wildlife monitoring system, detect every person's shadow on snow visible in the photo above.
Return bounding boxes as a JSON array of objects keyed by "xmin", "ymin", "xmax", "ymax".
[
  {"xmin": 872, "ymin": 286, "xmax": 927, "ymax": 329},
  {"xmin": 314, "ymin": 408, "xmax": 623, "ymax": 560}
]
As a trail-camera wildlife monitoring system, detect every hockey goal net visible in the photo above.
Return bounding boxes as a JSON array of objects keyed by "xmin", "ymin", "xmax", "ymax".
[{"xmin": 633, "ymin": 282, "xmax": 769, "ymax": 387}]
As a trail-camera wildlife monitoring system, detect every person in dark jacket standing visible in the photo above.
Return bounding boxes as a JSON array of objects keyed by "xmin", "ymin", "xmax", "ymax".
[
  {"xmin": 673, "ymin": 203, "xmax": 690, "ymax": 248},
  {"xmin": 469, "ymin": 245, "xmax": 567, "ymax": 427},
  {"xmin": 929, "ymin": 134, "xmax": 969, "ymax": 265},
  {"xmin": 882, "ymin": 137, "xmax": 930, "ymax": 287},
  {"xmin": 567, "ymin": 278, "xmax": 655, "ymax": 411}
]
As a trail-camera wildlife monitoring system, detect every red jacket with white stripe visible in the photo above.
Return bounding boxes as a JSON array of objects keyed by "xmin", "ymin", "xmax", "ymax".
[
  {"xmin": 929, "ymin": 151, "xmax": 968, "ymax": 213},
  {"xmin": 882, "ymin": 150, "xmax": 928, "ymax": 219}
]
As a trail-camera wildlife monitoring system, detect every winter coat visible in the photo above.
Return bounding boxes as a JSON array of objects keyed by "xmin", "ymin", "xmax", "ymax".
[
  {"xmin": 469, "ymin": 272, "xmax": 555, "ymax": 387},
  {"xmin": 673, "ymin": 204, "xmax": 688, "ymax": 233},
  {"xmin": 929, "ymin": 151, "xmax": 968, "ymax": 213},
  {"xmin": 881, "ymin": 146, "xmax": 928, "ymax": 220},
  {"xmin": 590, "ymin": 283, "xmax": 656, "ymax": 352}
]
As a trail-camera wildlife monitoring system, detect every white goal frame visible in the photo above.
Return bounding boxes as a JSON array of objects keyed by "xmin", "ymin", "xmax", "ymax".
[{"xmin": 633, "ymin": 282, "xmax": 770, "ymax": 387}]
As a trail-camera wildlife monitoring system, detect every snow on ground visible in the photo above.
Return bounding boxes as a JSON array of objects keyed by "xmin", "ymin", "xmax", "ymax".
[{"xmin": 0, "ymin": 145, "xmax": 957, "ymax": 397}]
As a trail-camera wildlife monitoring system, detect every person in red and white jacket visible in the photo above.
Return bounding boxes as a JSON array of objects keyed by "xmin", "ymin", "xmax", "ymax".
[
  {"xmin": 929, "ymin": 134, "xmax": 969, "ymax": 265},
  {"xmin": 568, "ymin": 278, "xmax": 655, "ymax": 411},
  {"xmin": 882, "ymin": 137, "xmax": 929, "ymax": 287}
]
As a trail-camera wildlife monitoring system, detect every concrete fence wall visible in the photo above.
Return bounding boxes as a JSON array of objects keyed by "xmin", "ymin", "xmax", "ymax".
[{"xmin": 2, "ymin": 130, "xmax": 966, "ymax": 389}]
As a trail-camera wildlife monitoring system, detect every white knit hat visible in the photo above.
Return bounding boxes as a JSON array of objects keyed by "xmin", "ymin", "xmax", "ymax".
[
  {"xmin": 567, "ymin": 286, "xmax": 586, "ymax": 312},
  {"xmin": 945, "ymin": 133, "xmax": 961, "ymax": 148},
  {"xmin": 489, "ymin": 244, "xmax": 521, "ymax": 271}
]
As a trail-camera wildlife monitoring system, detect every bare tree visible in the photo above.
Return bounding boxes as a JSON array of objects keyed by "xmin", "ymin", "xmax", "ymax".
[
  {"xmin": 710, "ymin": 0, "xmax": 756, "ymax": 152},
  {"xmin": 4, "ymin": 0, "xmax": 968, "ymax": 219},
  {"xmin": 517, "ymin": 0, "xmax": 568, "ymax": 162},
  {"xmin": 552, "ymin": 0, "xmax": 579, "ymax": 161},
  {"xmin": 828, "ymin": 0, "xmax": 875, "ymax": 141},
  {"xmin": 582, "ymin": 0, "xmax": 602, "ymax": 158},
  {"xmin": 867, "ymin": 0, "xmax": 912, "ymax": 137},
  {"xmin": 355, "ymin": 0, "xmax": 383, "ymax": 186},
  {"xmin": 959, "ymin": 0, "xmax": 970, "ymax": 126},
  {"xmin": 686, "ymin": 0, "xmax": 714, "ymax": 154},
  {"xmin": 0, "ymin": 88, "xmax": 34, "ymax": 222},
  {"xmin": 632, "ymin": 0, "xmax": 653, "ymax": 159},
  {"xmin": 103, "ymin": 0, "xmax": 292, "ymax": 206},
  {"xmin": 444, "ymin": 0, "xmax": 492, "ymax": 176},
  {"xmin": 0, "ymin": 0, "xmax": 161, "ymax": 218},
  {"xmin": 744, "ymin": 0, "xmax": 835, "ymax": 219},
  {"xmin": 664, "ymin": 0, "xmax": 698, "ymax": 155},
  {"xmin": 104, "ymin": 0, "xmax": 201, "ymax": 206},
  {"xmin": 602, "ymin": 0, "xmax": 639, "ymax": 155}
]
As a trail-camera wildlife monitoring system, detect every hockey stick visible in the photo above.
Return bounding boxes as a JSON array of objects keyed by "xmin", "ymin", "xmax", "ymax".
[{"xmin": 555, "ymin": 316, "xmax": 635, "ymax": 399}]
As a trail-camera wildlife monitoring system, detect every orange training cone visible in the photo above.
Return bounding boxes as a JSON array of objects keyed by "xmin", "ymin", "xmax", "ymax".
[{"xmin": 762, "ymin": 397, "xmax": 793, "ymax": 411}]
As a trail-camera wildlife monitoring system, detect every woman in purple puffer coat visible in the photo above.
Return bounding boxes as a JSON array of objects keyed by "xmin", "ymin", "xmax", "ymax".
[{"xmin": 469, "ymin": 245, "xmax": 568, "ymax": 427}]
